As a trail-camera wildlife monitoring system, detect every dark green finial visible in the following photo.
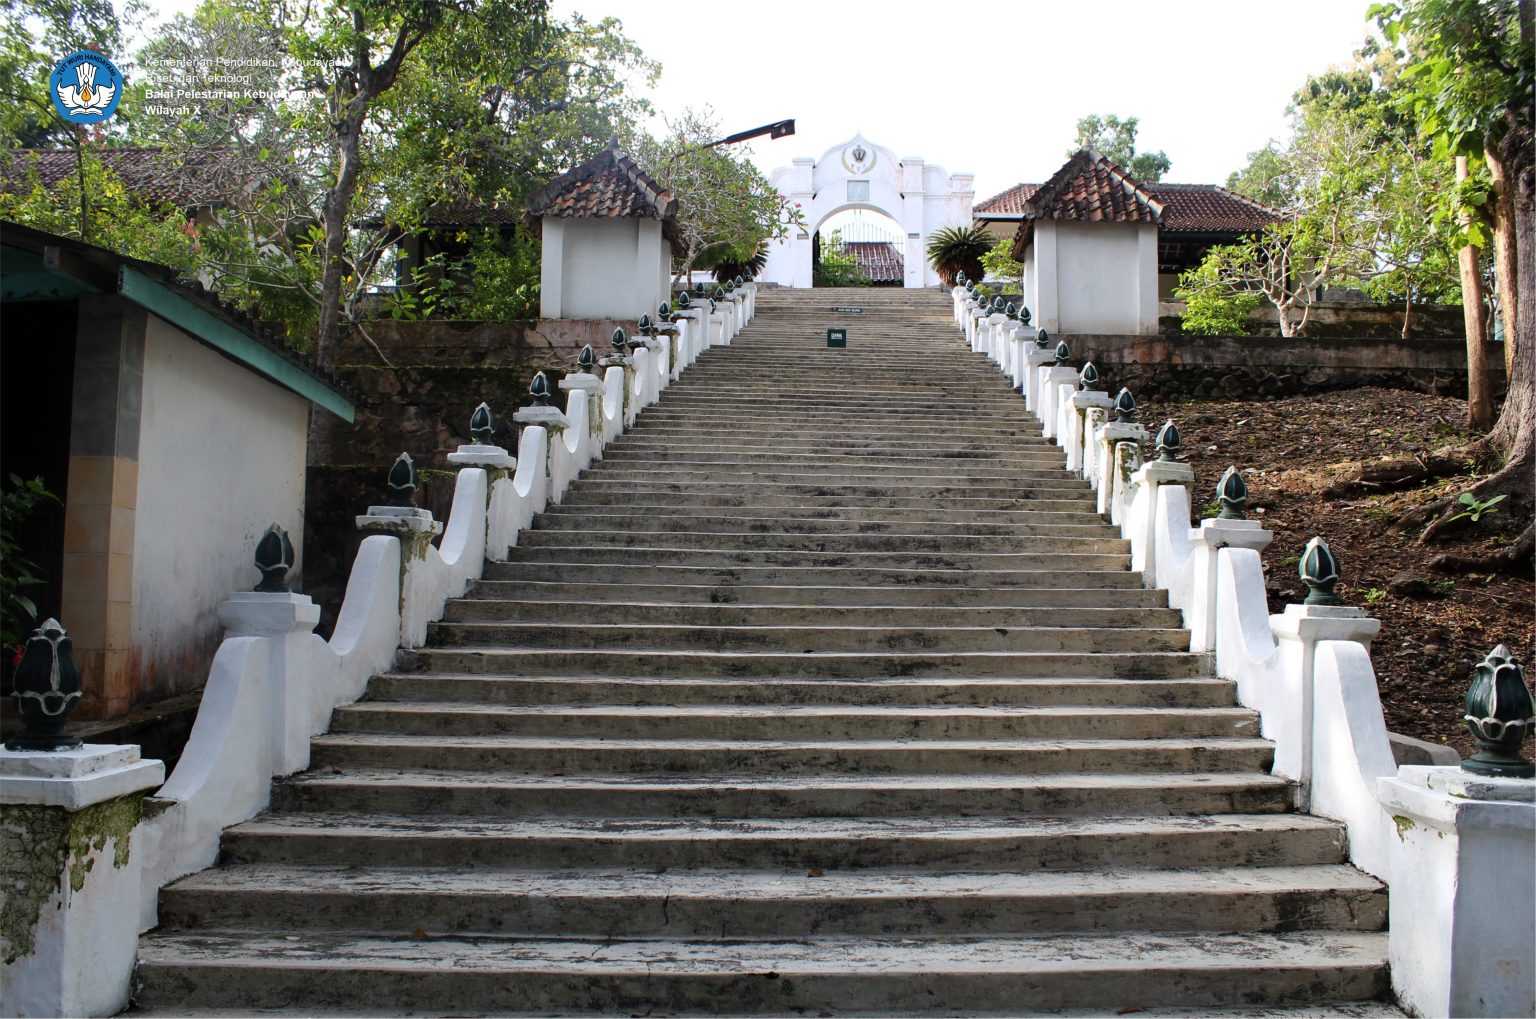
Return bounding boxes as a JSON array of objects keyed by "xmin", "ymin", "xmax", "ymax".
[
  {"xmin": 694, "ymin": 282, "xmax": 705, "ymax": 295},
  {"xmin": 638, "ymin": 313, "xmax": 652, "ymax": 336},
  {"xmin": 1155, "ymin": 420, "xmax": 1182, "ymax": 462},
  {"xmin": 1019, "ymin": 306, "xmax": 1032, "ymax": 326},
  {"xmin": 1078, "ymin": 361, "xmax": 1101, "ymax": 392},
  {"xmin": 725, "ymin": 280, "xmax": 735, "ymax": 293},
  {"xmin": 1112, "ymin": 387, "xmax": 1136, "ymax": 422},
  {"xmin": 677, "ymin": 291, "xmax": 691, "ymax": 308},
  {"xmin": 386, "ymin": 451, "xmax": 417, "ymax": 508},
  {"xmin": 714, "ymin": 286, "xmax": 725, "ymax": 301},
  {"xmin": 956, "ymin": 270, "xmax": 966, "ymax": 285},
  {"xmin": 577, "ymin": 345, "xmax": 596, "ymax": 373},
  {"xmin": 1035, "ymin": 327, "xmax": 1050, "ymax": 350},
  {"xmin": 1053, "ymin": 340, "xmax": 1071, "ymax": 366},
  {"xmin": 734, "ymin": 275, "xmax": 744, "ymax": 287},
  {"xmin": 658, "ymin": 301, "xmax": 671, "ymax": 322},
  {"xmin": 992, "ymin": 296, "xmax": 1005, "ymax": 314},
  {"xmin": 530, "ymin": 370, "xmax": 551, "ymax": 407},
  {"xmin": 5, "ymin": 618, "xmax": 83, "ymax": 751},
  {"xmin": 253, "ymin": 523, "xmax": 294, "ymax": 593},
  {"xmin": 470, "ymin": 402, "xmax": 495, "ymax": 445},
  {"xmin": 1299, "ymin": 536, "xmax": 1343, "ymax": 606},
  {"xmin": 1463, "ymin": 644, "xmax": 1536, "ymax": 778},
  {"xmin": 1005, "ymin": 302, "xmax": 1017, "ymax": 320},
  {"xmin": 1216, "ymin": 466, "xmax": 1247, "ymax": 518},
  {"xmin": 611, "ymin": 327, "xmax": 627, "ymax": 353}
]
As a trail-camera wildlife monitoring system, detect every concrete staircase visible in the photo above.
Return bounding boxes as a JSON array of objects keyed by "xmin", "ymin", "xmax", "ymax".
[{"xmin": 135, "ymin": 287, "xmax": 1393, "ymax": 1015}]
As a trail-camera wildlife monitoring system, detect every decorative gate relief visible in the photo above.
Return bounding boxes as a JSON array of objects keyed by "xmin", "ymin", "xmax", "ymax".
[{"xmin": 762, "ymin": 133, "xmax": 974, "ymax": 288}]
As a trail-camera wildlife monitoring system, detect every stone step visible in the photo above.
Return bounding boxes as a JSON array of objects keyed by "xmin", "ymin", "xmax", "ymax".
[
  {"xmin": 556, "ymin": 490, "xmax": 1095, "ymax": 512},
  {"xmin": 133, "ymin": 929, "xmax": 1390, "ymax": 1014},
  {"xmin": 499, "ymin": 546, "xmax": 1131, "ymax": 573},
  {"xmin": 513, "ymin": 528, "xmax": 1129, "ymax": 554},
  {"xmin": 395, "ymin": 646, "xmax": 1206, "ymax": 679},
  {"xmin": 596, "ymin": 447, "xmax": 1067, "ymax": 466},
  {"xmin": 306, "ymin": 732, "xmax": 1271, "ymax": 775},
  {"xmin": 473, "ymin": 563, "xmax": 1146, "ymax": 590},
  {"xmin": 422, "ymin": 621, "xmax": 1188, "ymax": 655},
  {"xmin": 581, "ymin": 462, "xmax": 1078, "ymax": 482},
  {"xmin": 270, "ymin": 768, "xmax": 1296, "ymax": 819},
  {"xmin": 158, "ymin": 864, "xmax": 1385, "ymax": 938},
  {"xmin": 564, "ymin": 480, "xmax": 1094, "ymax": 501},
  {"xmin": 463, "ymin": 579, "xmax": 1167, "ymax": 607},
  {"xmin": 536, "ymin": 505, "xmax": 1107, "ymax": 527},
  {"xmin": 440, "ymin": 600, "xmax": 1182, "ymax": 629},
  {"xmin": 363, "ymin": 674, "xmax": 1222, "ymax": 709},
  {"xmin": 330, "ymin": 703, "xmax": 1255, "ymax": 741},
  {"xmin": 220, "ymin": 812, "xmax": 1342, "ymax": 870}
]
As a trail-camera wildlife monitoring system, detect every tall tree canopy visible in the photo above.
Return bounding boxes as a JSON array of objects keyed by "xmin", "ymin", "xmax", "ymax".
[{"xmin": 1069, "ymin": 113, "xmax": 1170, "ymax": 183}]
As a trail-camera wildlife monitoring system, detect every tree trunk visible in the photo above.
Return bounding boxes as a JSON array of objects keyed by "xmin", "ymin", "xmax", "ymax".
[
  {"xmin": 1457, "ymin": 156, "xmax": 1494, "ymax": 430},
  {"xmin": 1487, "ymin": 152, "xmax": 1519, "ymax": 376},
  {"xmin": 316, "ymin": 106, "xmax": 366, "ymax": 368},
  {"xmin": 1487, "ymin": 145, "xmax": 1534, "ymax": 475}
]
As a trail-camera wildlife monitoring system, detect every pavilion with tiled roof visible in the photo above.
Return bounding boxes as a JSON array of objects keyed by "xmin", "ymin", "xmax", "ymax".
[
  {"xmin": 972, "ymin": 149, "xmax": 1281, "ymax": 335},
  {"xmin": 525, "ymin": 141, "xmax": 681, "ymax": 320},
  {"xmin": 844, "ymin": 241, "xmax": 904, "ymax": 286},
  {"xmin": 1, "ymin": 146, "xmax": 247, "ymax": 213}
]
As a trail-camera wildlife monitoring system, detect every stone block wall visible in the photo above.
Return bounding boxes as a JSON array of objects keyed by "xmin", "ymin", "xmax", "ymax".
[{"xmin": 1066, "ymin": 333, "xmax": 1503, "ymax": 402}]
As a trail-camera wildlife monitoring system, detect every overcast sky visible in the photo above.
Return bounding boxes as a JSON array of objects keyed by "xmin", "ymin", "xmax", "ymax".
[{"xmin": 552, "ymin": 0, "xmax": 1381, "ymax": 203}]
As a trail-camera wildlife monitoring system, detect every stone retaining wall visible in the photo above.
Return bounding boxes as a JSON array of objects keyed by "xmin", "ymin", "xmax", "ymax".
[{"xmin": 1066, "ymin": 333, "xmax": 1503, "ymax": 401}]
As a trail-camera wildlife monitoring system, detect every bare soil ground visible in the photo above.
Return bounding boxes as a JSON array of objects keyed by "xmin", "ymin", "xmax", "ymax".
[{"xmin": 1138, "ymin": 387, "xmax": 1535, "ymax": 758}]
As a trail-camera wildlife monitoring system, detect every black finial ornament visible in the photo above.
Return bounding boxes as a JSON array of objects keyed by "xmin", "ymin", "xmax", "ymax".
[
  {"xmin": 1155, "ymin": 420, "xmax": 1182, "ymax": 462},
  {"xmin": 694, "ymin": 282, "xmax": 705, "ymax": 295},
  {"xmin": 1078, "ymin": 361, "xmax": 1101, "ymax": 392},
  {"xmin": 470, "ymin": 401, "xmax": 495, "ymax": 445},
  {"xmin": 677, "ymin": 291, "xmax": 691, "ymax": 308},
  {"xmin": 1035, "ymin": 327, "xmax": 1050, "ymax": 350},
  {"xmin": 1216, "ymin": 466, "xmax": 1247, "ymax": 518},
  {"xmin": 714, "ymin": 286, "xmax": 725, "ymax": 301},
  {"xmin": 1112, "ymin": 387, "xmax": 1137, "ymax": 422},
  {"xmin": 1019, "ymin": 306, "xmax": 1032, "ymax": 326},
  {"xmin": 1053, "ymin": 340, "xmax": 1071, "ymax": 366},
  {"xmin": 734, "ymin": 275, "xmax": 745, "ymax": 287},
  {"xmin": 530, "ymin": 370, "xmax": 551, "ymax": 407},
  {"xmin": 638, "ymin": 313, "xmax": 652, "ymax": 337},
  {"xmin": 611, "ymin": 327, "xmax": 627, "ymax": 354},
  {"xmin": 577, "ymin": 345, "xmax": 596, "ymax": 374},
  {"xmin": 1299, "ymin": 536, "xmax": 1343, "ymax": 606},
  {"xmin": 1463, "ymin": 644, "xmax": 1536, "ymax": 778},
  {"xmin": 658, "ymin": 301, "xmax": 672, "ymax": 322},
  {"xmin": 1005, "ymin": 302, "xmax": 1017, "ymax": 320},
  {"xmin": 992, "ymin": 296, "xmax": 1005, "ymax": 314},
  {"xmin": 6, "ymin": 619, "xmax": 83, "ymax": 751},
  {"xmin": 253, "ymin": 523, "xmax": 295, "ymax": 593},
  {"xmin": 386, "ymin": 452, "xmax": 417, "ymax": 508},
  {"xmin": 956, "ymin": 270, "xmax": 967, "ymax": 285}
]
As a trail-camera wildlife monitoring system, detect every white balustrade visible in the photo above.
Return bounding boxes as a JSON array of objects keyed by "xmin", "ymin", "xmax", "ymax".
[{"xmin": 946, "ymin": 309, "xmax": 1534, "ymax": 1018}]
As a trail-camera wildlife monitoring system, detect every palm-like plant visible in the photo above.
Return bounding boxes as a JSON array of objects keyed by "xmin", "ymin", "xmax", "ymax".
[
  {"xmin": 711, "ymin": 248, "xmax": 769, "ymax": 283},
  {"xmin": 925, "ymin": 224, "xmax": 992, "ymax": 285}
]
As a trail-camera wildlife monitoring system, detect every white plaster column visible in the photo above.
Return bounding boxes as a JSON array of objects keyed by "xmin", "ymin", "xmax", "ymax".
[
  {"xmin": 1, "ymin": 745, "xmax": 165, "ymax": 1018},
  {"xmin": 448, "ymin": 438, "xmax": 520, "ymax": 555},
  {"xmin": 1135, "ymin": 222, "xmax": 1160, "ymax": 335},
  {"xmin": 1270, "ymin": 605, "xmax": 1381, "ymax": 801},
  {"xmin": 1094, "ymin": 422, "xmax": 1147, "ymax": 516},
  {"xmin": 1126, "ymin": 460, "xmax": 1194, "ymax": 579},
  {"xmin": 538, "ymin": 216, "xmax": 565, "ymax": 320},
  {"xmin": 1067, "ymin": 391, "xmax": 1112, "ymax": 474},
  {"xmin": 1376, "ymin": 766, "xmax": 1536, "ymax": 1019},
  {"xmin": 355, "ymin": 505, "xmax": 443, "ymax": 649},
  {"xmin": 984, "ymin": 312, "xmax": 1007, "ymax": 363},
  {"xmin": 1024, "ymin": 347, "xmax": 1056, "ymax": 411},
  {"xmin": 1038, "ymin": 366, "xmax": 1078, "ymax": 439},
  {"xmin": 1187, "ymin": 517, "xmax": 1273, "ymax": 652},
  {"xmin": 1034, "ymin": 221, "xmax": 1059, "ymax": 333},
  {"xmin": 218, "ymin": 592, "xmax": 323, "ymax": 775}
]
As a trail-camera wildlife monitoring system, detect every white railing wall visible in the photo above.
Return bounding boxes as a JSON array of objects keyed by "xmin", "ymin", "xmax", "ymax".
[
  {"xmin": 134, "ymin": 287, "xmax": 752, "ymax": 935},
  {"xmin": 946, "ymin": 285, "xmax": 1533, "ymax": 1019}
]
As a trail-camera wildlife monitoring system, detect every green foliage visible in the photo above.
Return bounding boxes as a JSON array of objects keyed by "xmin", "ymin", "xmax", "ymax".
[
  {"xmin": 0, "ymin": 0, "xmax": 143, "ymax": 148},
  {"xmin": 1225, "ymin": 141, "xmax": 1294, "ymax": 210},
  {"xmin": 1, "ymin": 474, "xmax": 59, "ymax": 649},
  {"xmin": 1071, "ymin": 113, "xmax": 1170, "ymax": 182},
  {"xmin": 979, "ymin": 238, "xmax": 1022, "ymax": 288},
  {"xmin": 376, "ymin": 228, "xmax": 542, "ymax": 321},
  {"xmin": 813, "ymin": 229, "xmax": 869, "ymax": 288},
  {"xmin": 1175, "ymin": 257, "xmax": 1261, "ymax": 335},
  {"xmin": 925, "ymin": 224, "xmax": 991, "ymax": 285},
  {"xmin": 1447, "ymin": 491, "xmax": 1507, "ymax": 524},
  {"xmin": 634, "ymin": 108, "xmax": 801, "ymax": 285},
  {"xmin": 1364, "ymin": 587, "xmax": 1388, "ymax": 604}
]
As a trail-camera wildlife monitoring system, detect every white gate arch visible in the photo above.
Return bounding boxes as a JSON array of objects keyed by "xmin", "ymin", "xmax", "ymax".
[{"xmin": 761, "ymin": 133, "xmax": 974, "ymax": 288}]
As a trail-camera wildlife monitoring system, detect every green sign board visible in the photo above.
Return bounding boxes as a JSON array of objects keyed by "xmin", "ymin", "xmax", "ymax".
[{"xmin": 826, "ymin": 328, "xmax": 847, "ymax": 347}]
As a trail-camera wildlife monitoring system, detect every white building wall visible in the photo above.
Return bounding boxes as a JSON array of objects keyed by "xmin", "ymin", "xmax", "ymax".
[
  {"xmin": 133, "ymin": 315, "xmax": 309, "ymax": 694},
  {"xmin": 1028, "ymin": 221, "xmax": 1159, "ymax": 335},
  {"xmin": 546, "ymin": 217, "xmax": 670, "ymax": 320}
]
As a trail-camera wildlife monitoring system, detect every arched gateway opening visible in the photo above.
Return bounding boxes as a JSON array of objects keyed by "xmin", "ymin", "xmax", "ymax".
[
  {"xmin": 813, "ymin": 208, "xmax": 906, "ymax": 287},
  {"xmin": 761, "ymin": 133, "xmax": 974, "ymax": 289}
]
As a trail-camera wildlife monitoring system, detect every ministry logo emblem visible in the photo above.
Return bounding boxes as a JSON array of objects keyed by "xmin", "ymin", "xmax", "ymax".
[{"xmin": 50, "ymin": 51, "xmax": 123, "ymax": 123}]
